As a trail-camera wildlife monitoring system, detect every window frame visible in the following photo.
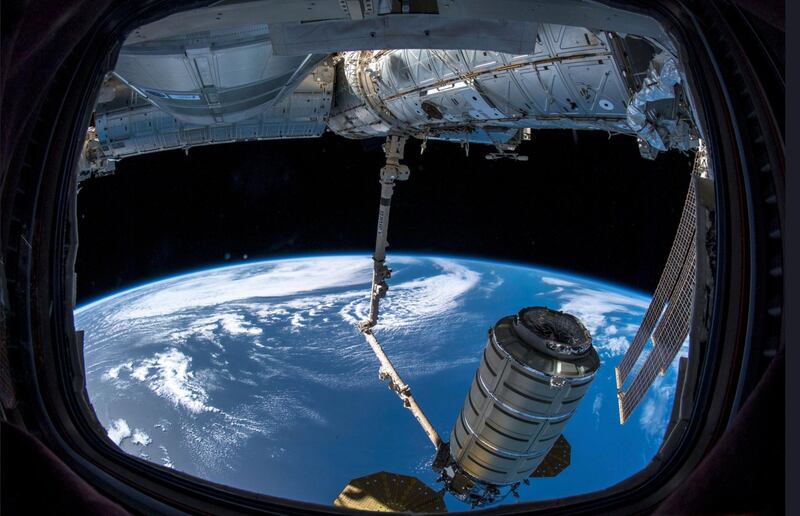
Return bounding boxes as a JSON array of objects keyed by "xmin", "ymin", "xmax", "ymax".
[{"xmin": 0, "ymin": 0, "xmax": 784, "ymax": 513}]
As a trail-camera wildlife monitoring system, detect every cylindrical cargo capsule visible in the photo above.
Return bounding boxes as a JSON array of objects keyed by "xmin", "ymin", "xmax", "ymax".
[{"xmin": 449, "ymin": 307, "xmax": 600, "ymax": 487}]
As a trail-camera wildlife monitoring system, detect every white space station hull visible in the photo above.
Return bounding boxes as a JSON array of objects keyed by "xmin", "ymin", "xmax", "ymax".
[
  {"xmin": 328, "ymin": 26, "xmax": 632, "ymax": 143},
  {"xmin": 80, "ymin": 6, "xmax": 700, "ymax": 179}
]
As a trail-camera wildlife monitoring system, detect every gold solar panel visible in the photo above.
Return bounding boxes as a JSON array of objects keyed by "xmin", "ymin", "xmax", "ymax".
[
  {"xmin": 334, "ymin": 471, "xmax": 447, "ymax": 513},
  {"xmin": 531, "ymin": 435, "xmax": 571, "ymax": 478}
]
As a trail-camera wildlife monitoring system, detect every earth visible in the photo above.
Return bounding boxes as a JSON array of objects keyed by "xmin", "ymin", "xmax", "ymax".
[{"xmin": 75, "ymin": 255, "xmax": 686, "ymax": 510}]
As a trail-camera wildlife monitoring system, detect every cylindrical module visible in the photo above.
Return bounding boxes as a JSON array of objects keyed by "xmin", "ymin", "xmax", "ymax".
[
  {"xmin": 328, "ymin": 26, "xmax": 634, "ymax": 143},
  {"xmin": 112, "ymin": 25, "xmax": 323, "ymax": 126},
  {"xmin": 449, "ymin": 307, "xmax": 599, "ymax": 487}
]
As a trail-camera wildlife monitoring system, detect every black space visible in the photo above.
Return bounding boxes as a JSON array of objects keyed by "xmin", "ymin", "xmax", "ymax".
[{"xmin": 75, "ymin": 130, "xmax": 693, "ymax": 305}]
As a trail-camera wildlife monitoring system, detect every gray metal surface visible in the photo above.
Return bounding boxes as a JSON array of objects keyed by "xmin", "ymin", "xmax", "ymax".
[
  {"xmin": 114, "ymin": 24, "xmax": 324, "ymax": 125},
  {"xmin": 80, "ymin": 6, "xmax": 701, "ymax": 172},
  {"xmin": 356, "ymin": 136, "xmax": 443, "ymax": 452},
  {"xmin": 82, "ymin": 60, "xmax": 333, "ymax": 179},
  {"xmin": 436, "ymin": 0, "xmax": 670, "ymax": 44},
  {"xmin": 625, "ymin": 52, "xmax": 696, "ymax": 154},
  {"xmin": 122, "ymin": 1, "xmax": 351, "ymax": 45},
  {"xmin": 328, "ymin": 24, "xmax": 633, "ymax": 144},
  {"xmin": 268, "ymin": 14, "xmax": 539, "ymax": 56},
  {"xmin": 123, "ymin": 0, "xmax": 672, "ymax": 51},
  {"xmin": 449, "ymin": 310, "xmax": 598, "ymax": 486}
]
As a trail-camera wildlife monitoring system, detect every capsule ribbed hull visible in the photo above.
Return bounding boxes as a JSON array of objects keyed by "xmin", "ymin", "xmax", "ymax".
[{"xmin": 450, "ymin": 312, "xmax": 599, "ymax": 486}]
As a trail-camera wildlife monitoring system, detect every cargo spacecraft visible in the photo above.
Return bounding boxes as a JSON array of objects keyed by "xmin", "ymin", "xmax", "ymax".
[{"xmin": 335, "ymin": 304, "xmax": 597, "ymax": 510}]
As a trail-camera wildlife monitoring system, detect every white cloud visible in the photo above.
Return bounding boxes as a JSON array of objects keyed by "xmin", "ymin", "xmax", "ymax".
[
  {"xmin": 168, "ymin": 321, "xmax": 218, "ymax": 344},
  {"xmin": 623, "ymin": 323, "xmax": 640, "ymax": 333},
  {"xmin": 638, "ymin": 375, "xmax": 673, "ymax": 438},
  {"xmin": 107, "ymin": 418, "xmax": 131, "ymax": 445},
  {"xmin": 81, "ymin": 257, "xmax": 484, "ymax": 392},
  {"xmin": 556, "ymin": 288, "xmax": 649, "ymax": 334},
  {"xmin": 127, "ymin": 348, "xmax": 219, "ymax": 414},
  {"xmin": 638, "ymin": 399, "xmax": 662, "ymax": 437},
  {"xmin": 592, "ymin": 393, "xmax": 604, "ymax": 418},
  {"xmin": 289, "ymin": 312, "xmax": 305, "ymax": 331},
  {"xmin": 217, "ymin": 314, "xmax": 262, "ymax": 336},
  {"xmin": 159, "ymin": 445, "xmax": 174, "ymax": 469},
  {"xmin": 131, "ymin": 364, "xmax": 150, "ymax": 381},
  {"xmin": 604, "ymin": 325, "xmax": 619, "ymax": 336},
  {"xmin": 107, "ymin": 257, "xmax": 372, "ymax": 321},
  {"xmin": 167, "ymin": 313, "xmax": 262, "ymax": 348},
  {"xmin": 177, "ymin": 392, "xmax": 327, "ymax": 472},
  {"xmin": 597, "ymin": 336, "xmax": 630, "ymax": 357},
  {"xmin": 100, "ymin": 349, "xmax": 334, "ymax": 472},
  {"xmin": 340, "ymin": 259, "xmax": 481, "ymax": 331},
  {"xmin": 131, "ymin": 429, "xmax": 152, "ymax": 447},
  {"xmin": 480, "ymin": 271, "xmax": 504, "ymax": 295},
  {"xmin": 541, "ymin": 277, "xmax": 577, "ymax": 287},
  {"xmin": 103, "ymin": 362, "xmax": 132, "ymax": 381}
]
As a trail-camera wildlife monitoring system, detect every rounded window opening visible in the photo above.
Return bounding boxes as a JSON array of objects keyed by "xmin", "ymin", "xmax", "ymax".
[{"xmin": 73, "ymin": 2, "xmax": 708, "ymax": 512}]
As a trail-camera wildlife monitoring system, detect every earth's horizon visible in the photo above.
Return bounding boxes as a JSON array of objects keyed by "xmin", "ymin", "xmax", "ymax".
[
  {"xmin": 76, "ymin": 254, "xmax": 685, "ymax": 511},
  {"xmin": 76, "ymin": 253, "xmax": 654, "ymax": 312}
]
